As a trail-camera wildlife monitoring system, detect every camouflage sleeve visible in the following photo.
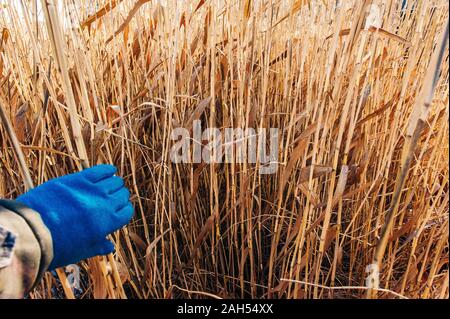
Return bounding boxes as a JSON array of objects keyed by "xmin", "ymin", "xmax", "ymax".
[{"xmin": 0, "ymin": 199, "xmax": 53, "ymax": 299}]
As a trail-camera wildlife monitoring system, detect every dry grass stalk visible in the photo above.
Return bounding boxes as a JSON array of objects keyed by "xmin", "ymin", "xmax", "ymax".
[{"xmin": 0, "ymin": 0, "xmax": 448, "ymax": 299}]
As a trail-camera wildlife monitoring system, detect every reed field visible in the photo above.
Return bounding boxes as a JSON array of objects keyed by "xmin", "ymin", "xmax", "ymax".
[{"xmin": 0, "ymin": 0, "xmax": 448, "ymax": 299}]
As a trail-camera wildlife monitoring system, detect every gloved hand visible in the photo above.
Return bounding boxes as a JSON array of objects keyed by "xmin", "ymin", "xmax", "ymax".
[{"xmin": 16, "ymin": 164, "xmax": 133, "ymax": 270}]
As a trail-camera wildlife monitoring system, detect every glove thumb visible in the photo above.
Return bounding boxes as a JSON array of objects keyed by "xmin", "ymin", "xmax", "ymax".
[
  {"xmin": 90, "ymin": 238, "xmax": 116, "ymax": 257},
  {"xmin": 48, "ymin": 239, "xmax": 115, "ymax": 270}
]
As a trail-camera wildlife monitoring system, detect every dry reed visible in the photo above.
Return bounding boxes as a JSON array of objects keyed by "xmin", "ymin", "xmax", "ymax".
[{"xmin": 0, "ymin": 0, "xmax": 448, "ymax": 299}]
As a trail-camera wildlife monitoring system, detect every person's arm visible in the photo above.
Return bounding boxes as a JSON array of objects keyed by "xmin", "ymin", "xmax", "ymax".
[
  {"xmin": 0, "ymin": 200, "xmax": 53, "ymax": 298},
  {"xmin": 0, "ymin": 164, "xmax": 133, "ymax": 299}
]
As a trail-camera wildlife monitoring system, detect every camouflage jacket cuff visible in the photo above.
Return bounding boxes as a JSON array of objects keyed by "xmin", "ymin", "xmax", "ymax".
[
  {"xmin": 0, "ymin": 199, "xmax": 53, "ymax": 293},
  {"xmin": 0, "ymin": 226, "xmax": 16, "ymax": 269}
]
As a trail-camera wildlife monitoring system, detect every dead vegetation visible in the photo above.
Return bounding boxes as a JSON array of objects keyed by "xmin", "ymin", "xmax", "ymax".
[{"xmin": 0, "ymin": 0, "xmax": 448, "ymax": 299}]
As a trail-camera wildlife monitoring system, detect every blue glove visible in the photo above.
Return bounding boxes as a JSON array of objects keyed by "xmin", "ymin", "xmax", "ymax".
[{"xmin": 17, "ymin": 164, "xmax": 133, "ymax": 270}]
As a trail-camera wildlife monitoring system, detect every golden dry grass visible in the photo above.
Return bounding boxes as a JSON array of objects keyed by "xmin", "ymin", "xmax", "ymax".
[{"xmin": 0, "ymin": 0, "xmax": 448, "ymax": 299}]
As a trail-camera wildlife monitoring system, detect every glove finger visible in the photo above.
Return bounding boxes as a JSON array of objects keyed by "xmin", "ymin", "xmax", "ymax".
[
  {"xmin": 80, "ymin": 164, "xmax": 117, "ymax": 183},
  {"xmin": 96, "ymin": 176, "xmax": 125, "ymax": 195},
  {"xmin": 112, "ymin": 203, "xmax": 134, "ymax": 230},
  {"xmin": 111, "ymin": 187, "xmax": 131, "ymax": 211}
]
